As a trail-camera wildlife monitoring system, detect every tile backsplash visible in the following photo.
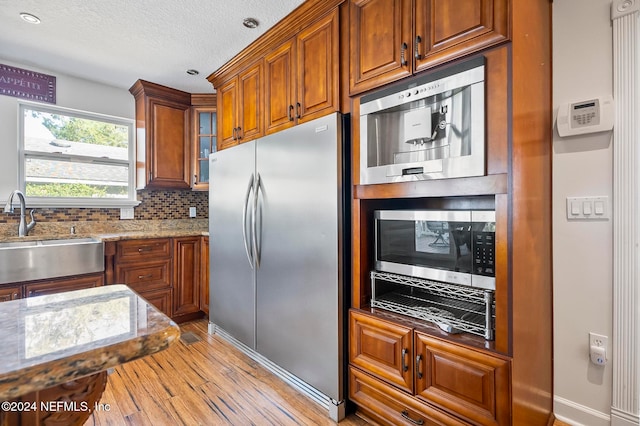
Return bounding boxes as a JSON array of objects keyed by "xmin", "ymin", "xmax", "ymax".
[{"xmin": 0, "ymin": 189, "xmax": 208, "ymax": 224}]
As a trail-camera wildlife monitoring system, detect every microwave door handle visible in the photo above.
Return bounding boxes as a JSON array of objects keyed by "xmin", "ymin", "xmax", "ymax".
[
  {"xmin": 242, "ymin": 173, "xmax": 255, "ymax": 269},
  {"xmin": 252, "ymin": 173, "xmax": 262, "ymax": 268}
]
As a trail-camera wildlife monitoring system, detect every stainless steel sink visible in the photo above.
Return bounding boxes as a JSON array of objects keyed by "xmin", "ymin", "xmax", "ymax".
[{"xmin": 0, "ymin": 238, "xmax": 104, "ymax": 285}]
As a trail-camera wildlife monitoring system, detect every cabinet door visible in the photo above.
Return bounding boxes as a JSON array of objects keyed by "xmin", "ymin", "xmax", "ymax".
[
  {"xmin": 200, "ymin": 237, "xmax": 209, "ymax": 315},
  {"xmin": 140, "ymin": 288, "xmax": 173, "ymax": 317},
  {"xmin": 414, "ymin": 0, "xmax": 509, "ymax": 72},
  {"xmin": 24, "ymin": 274, "xmax": 104, "ymax": 297},
  {"xmin": 148, "ymin": 99, "xmax": 191, "ymax": 189},
  {"xmin": 349, "ymin": 0, "xmax": 412, "ymax": 95},
  {"xmin": 296, "ymin": 9, "xmax": 339, "ymax": 124},
  {"xmin": 192, "ymin": 106, "xmax": 216, "ymax": 191},
  {"xmin": 349, "ymin": 310, "xmax": 414, "ymax": 393},
  {"xmin": 218, "ymin": 78, "xmax": 239, "ymax": 150},
  {"xmin": 265, "ymin": 39, "xmax": 296, "ymax": 135},
  {"xmin": 173, "ymin": 237, "xmax": 200, "ymax": 317},
  {"xmin": 0, "ymin": 285, "xmax": 21, "ymax": 302},
  {"xmin": 238, "ymin": 61, "xmax": 264, "ymax": 142},
  {"xmin": 415, "ymin": 331, "xmax": 511, "ymax": 426}
]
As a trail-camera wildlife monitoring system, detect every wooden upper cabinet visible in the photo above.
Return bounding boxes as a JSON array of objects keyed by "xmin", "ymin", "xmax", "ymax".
[
  {"xmin": 239, "ymin": 62, "xmax": 263, "ymax": 142},
  {"xmin": 349, "ymin": 0, "xmax": 509, "ymax": 94},
  {"xmin": 265, "ymin": 39, "xmax": 296, "ymax": 134},
  {"xmin": 265, "ymin": 9, "xmax": 339, "ymax": 135},
  {"xmin": 129, "ymin": 80, "xmax": 191, "ymax": 190},
  {"xmin": 414, "ymin": 0, "xmax": 509, "ymax": 73},
  {"xmin": 297, "ymin": 9, "xmax": 340, "ymax": 124},
  {"xmin": 218, "ymin": 78, "xmax": 238, "ymax": 150},
  {"xmin": 349, "ymin": 0, "xmax": 412, "ymax": 94},
  {"xmin": 191, "ymin": 94, "xmax": 217, "ymax": 191},
  {"xmin": 217, "ymin": 61, "xmax": 263, "ymax": 150}
]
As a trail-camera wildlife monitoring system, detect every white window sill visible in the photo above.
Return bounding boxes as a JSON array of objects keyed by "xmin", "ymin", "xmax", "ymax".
[{"xmin": 22, "ymin": 197, "xmax": 141, "ymax": 209}]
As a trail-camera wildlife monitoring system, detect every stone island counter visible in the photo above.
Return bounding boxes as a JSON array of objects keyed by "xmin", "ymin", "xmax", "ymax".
[{"xmin": 0, "ymin": 285, "xmax": 179, "ymax": 425}]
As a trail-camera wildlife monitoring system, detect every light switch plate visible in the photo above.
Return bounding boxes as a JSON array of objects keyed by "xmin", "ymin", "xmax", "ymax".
[
  {"xmin": 566, "ymin": 196, "xmax": 609, "ymax": 220},
  {"xmin": 120, "ymin": 207, "xmax": 134, "ymax": 220},
  {"xmin": 189, "ymin": 207, "xmax": 197, "ymax": 218}
]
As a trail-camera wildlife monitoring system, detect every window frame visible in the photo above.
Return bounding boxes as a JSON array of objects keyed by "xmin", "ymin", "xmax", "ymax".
[{"xmin": 17, "ymin": 101, "xmax": 139, "ymax": 208}]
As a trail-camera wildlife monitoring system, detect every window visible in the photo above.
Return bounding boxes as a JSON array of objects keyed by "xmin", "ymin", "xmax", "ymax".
[{"xmin": 18, "ymin": 102, "xmax": 138, "ymax": 207}]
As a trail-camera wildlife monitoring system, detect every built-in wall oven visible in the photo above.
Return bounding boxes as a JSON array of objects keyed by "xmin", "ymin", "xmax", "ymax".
[{"xmin": 360, "ymin": 56, "xmax": 485, "ymax": 185}]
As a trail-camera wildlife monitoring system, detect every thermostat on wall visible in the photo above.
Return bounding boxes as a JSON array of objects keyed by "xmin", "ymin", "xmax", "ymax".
[{"xmin": 556, "ymin": 95, "xmax": 614, "ymax": 137}]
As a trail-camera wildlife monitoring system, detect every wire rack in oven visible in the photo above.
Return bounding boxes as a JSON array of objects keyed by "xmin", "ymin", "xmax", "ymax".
[{"xmin": 370, "ymin": 271, "xmax": 495, "ymax": 340}]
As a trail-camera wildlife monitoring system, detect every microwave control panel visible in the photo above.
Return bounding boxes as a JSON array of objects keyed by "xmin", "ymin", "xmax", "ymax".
[{"xmin": 473, "ymin": 232, "xmax": 495, "ymax": 276}]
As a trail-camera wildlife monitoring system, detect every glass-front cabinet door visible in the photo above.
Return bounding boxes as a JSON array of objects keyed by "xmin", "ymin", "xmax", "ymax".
[{"xmin": 192, "ymin": 105, "xmax": 217, "ymax": 191}]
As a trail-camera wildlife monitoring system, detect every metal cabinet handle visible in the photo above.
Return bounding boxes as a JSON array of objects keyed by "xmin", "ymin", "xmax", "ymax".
[
  {"xmin": 414, "ymin": 35, "xmax": 422, "ymax": 60},
  {"xmin": 400, "ymin": 42, "xmax": 408, "ymax": 66},
  {"xmin": 416, "ymin": 354, "xmax": 423, "ymax": 379},
  {"xmin": 137, "ymin": 247, "xmax": 152, "ymax": 252},
  {"xmin": 288, "ymin": 105, "xmax": 294, "ymax": 121},
  {"xmin": 401, "ymin": 410, "xmax": 424, "ymax": 425},
  {"xmin": 401, "ymin": 348, "xmax": 408, "ymax": 372},
  {"xmin": 232, "ymin": 127, "xmax": 236, "ymax": 140},
  {"xmin": 237, "ymin": 126, "xmax": 242, "ymax": 140},
  {"xmin": 194, "ymin": 174, "xmax": 197, "ymax": 185},
  {"xmin": 295, "ymin": 102, "xmax": 301, "ymax": 119},
  {"xmin": 138, "ymin": 274, "xmax": 153, "ymax": 280}
]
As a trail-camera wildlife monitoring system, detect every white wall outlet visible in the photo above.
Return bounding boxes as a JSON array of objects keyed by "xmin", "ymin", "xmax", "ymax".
[
  {"xmin": 120, "ymin": 207, "xmax": 134, "ymax": 220},
  {"xmin": 589, "ymin": 332, "xmax": 608, "ymax": 366},
  {"xmin": 189, "ymin": 206, "xmax": 197, "ymax": 218}
]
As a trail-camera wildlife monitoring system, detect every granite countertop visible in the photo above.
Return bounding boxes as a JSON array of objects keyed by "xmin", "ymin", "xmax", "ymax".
[
  {"xmin": 0, "ymin": 219, "xmax": 208, "ymax": 244},
  {"xmin": 0, "ymin": 285, "xmax": 180, "ymax": 400}
]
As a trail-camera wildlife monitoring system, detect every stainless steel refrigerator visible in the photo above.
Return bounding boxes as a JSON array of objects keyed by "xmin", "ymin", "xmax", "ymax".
[{"xmin": 208, "ymin": 112, "xmax": 349, "ymax": 420}]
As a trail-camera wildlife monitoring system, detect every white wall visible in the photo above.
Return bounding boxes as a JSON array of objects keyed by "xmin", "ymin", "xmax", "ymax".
[
  {"xmin": 0, "ymin": 58, "xmax": 134, "ymax": 198},
  {"xmin": 552, "ymin": 1, "xmax": 614, "ymax": 425}
]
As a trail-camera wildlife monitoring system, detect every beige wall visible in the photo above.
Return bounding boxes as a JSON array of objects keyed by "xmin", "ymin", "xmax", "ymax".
[{"xmin": 552, "ymin": 1, "xmax": 614, "ymax": 424}]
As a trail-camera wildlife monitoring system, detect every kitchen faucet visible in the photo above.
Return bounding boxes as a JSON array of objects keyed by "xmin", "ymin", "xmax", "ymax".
[{"xmin": 3, "ymin": 190, "xmax": 36, "ymax": 237}]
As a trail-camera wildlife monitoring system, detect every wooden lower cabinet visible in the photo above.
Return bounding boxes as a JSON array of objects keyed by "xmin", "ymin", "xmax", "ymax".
[
  {"xmin": 349, "ymin": 310, "xmax": 511, "ymax": 426},
  {"xmin": 173, "ymin": 237, "xmax": 201, "ymax": 318},
  {"xmin": 350, "ymin": 366, "xmax": 467, "ymax": 426},
  {"xmin": 139, "ymin": 288, "xmax": 173, "ymax": 317},
  {"xmin": 107, "ymin": 237, "xmax": 207, "ymax": 321},
  {"xmin": 24, "ymin": 273, "xmax": 104, "ymax": 297},
  {"xmin": 0, "ymin": 285, "xmax": 21, "ymax": 302},
  {"xmin": 200, "ymin": 236, "xmax": 210, "ymax": 315}
]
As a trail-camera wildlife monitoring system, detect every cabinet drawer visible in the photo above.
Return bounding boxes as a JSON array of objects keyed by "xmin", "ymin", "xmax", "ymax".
[
  {"xmin": 349, "ymin": 366, "xmax": 467, "ymax": 426},
  {"xmin": 115, "ymin": 260, "xmax": 171, "ymax": 292},
  {"xmin": 415, "ymin": 332, "xmax": 511, "ymax": 426},
  {"xmin": 24, "ymin": 274, "xmax": 104, "ymax": 298},
  {"xmin": 350, "ymin": 309, "xmax": 413, "ymax": 393},
  {"xmin": 116, "ymin": 239, "xmax": 171, "ymax": 262}
]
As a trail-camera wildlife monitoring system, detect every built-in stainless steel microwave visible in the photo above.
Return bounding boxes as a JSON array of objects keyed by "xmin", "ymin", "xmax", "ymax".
[
  {"xmin": 360, "ymin": 57, "xmax": 485, "ymax": 185},
  {"xmin": 374, "ymin": 209, "xmax": 496, "ymax": 290}
]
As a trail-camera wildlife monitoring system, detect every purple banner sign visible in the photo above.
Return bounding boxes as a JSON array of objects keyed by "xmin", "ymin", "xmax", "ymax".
[{"xmin": 0, "ymin": 63, "xmax": 56, "ymax": 104}]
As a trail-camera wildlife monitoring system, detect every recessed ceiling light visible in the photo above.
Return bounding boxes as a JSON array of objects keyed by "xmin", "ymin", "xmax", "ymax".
[
  {"xmin": 19, "ymin": 12, "xmax": 41, "ymax": 24},
  {"xmin": 186, "ymin": 69, "xmax": 199, "ymax": 76},
  {"xmin": 243, "ymin": 18, "xmax": 259, "ymax": 29}
]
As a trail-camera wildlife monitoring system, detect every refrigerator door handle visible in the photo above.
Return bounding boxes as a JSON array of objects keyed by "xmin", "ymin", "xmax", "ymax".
[
  {"xmin": 253, "ymin": 172, "xmax": 262, "ymax": 268},
  {"xmin": 242, "ymin": 173, "xmax": 255, "ymax": 269}
]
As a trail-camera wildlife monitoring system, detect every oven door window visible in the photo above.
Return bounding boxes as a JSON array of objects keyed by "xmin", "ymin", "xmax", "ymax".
[{"xmin": 377, "ymin": 219, "xmax": 472, "ymax": 273}]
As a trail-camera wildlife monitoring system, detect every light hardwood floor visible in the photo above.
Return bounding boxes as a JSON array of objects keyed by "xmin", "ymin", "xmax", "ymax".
[
  {"xmin": 86, "ymin": 319, "xmax": 570, "ymax": 426},
  {"xmin": 85, "ymin": 319, "xmax": 366, "ymax": 425}
]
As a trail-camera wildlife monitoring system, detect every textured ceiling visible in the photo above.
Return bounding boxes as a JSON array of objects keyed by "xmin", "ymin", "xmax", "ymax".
[{"xmin": 0, "ymin": 0, "xmax": 306, "ymax": 93}]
